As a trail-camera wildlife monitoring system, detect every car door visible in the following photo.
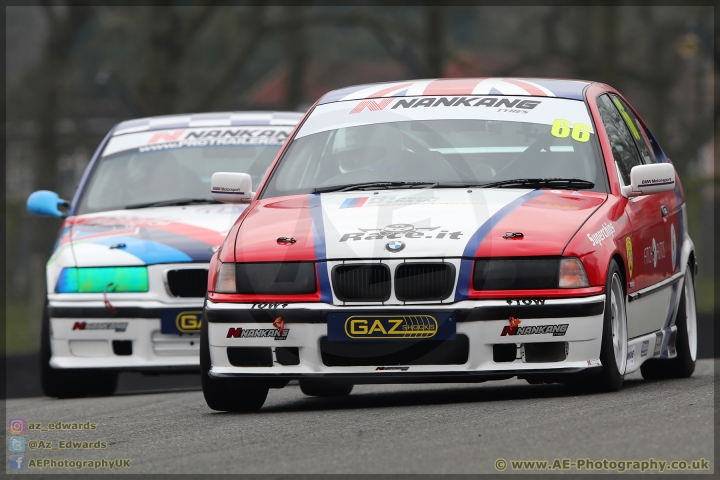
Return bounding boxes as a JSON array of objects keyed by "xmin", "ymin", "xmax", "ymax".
[
  {"xmin": 609, "ymin": 95, "xmax": 683, "ymax": 334},
  {"xmin": 595, "ymin": 94, "xmax": 670, "ymax": 339}
]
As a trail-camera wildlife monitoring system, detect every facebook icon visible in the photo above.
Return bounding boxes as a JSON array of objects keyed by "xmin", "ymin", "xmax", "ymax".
[{"xmin": 9, "ymin": 455, "xmax": 25, "ymax": 470}]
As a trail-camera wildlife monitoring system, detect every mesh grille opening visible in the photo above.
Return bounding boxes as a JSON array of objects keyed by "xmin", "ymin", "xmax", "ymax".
[
  {"xmin": 227, "ymin": 347, "xmax": 273, "ymax": 367},
  {"xmin": 166, "ymin": 269, "xmax": 208, "ymax": 298},
  {"xmin": 395, "ymin": 263, "xmax": 455, "ymax": 301},
  {"xmin": 332, "ymin": 264, "xmax": 391, "ymax": 302},
  {"xmin": 320, "ymin": 335, "xmax": 469, "ymax": 366}
]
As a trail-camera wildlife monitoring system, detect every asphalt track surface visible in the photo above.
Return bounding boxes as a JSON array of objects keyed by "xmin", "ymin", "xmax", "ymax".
[{"xmin": 4, "ymin": 359, "xmax": 714, "ymax": 474}]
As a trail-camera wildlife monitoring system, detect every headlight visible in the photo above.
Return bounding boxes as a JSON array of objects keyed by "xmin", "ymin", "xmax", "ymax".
[
  {"xmin": 55, "ymin": 267, "xmax": 149, "ymax": 293},
  {"xmin": 558, "ymin": 258, "xmax": 590, "ymax": 288},
  {"xmin": 214, "ymin": 262, "xmax": 317, "ymax": 294},
  {"xmin": 473, "ymin": 257, "xmax": 589, "ymax": 290}
]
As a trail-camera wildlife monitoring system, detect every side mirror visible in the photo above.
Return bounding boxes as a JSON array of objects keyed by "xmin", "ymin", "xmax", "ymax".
[
  {"xmin": 210, "ymin": 172, "xmax": 253, "ymax": 203},
  {"xmin": 620, "ymin": 163, "xmax": 676, "ymax": 198},
  {"xmin": 27, "ymin": 190, "xmax": 68, "ymax": 217}
]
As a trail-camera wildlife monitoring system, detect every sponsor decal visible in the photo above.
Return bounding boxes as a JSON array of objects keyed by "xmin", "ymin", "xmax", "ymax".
[
  {"xmin": 644, "ymin": 238, "xmax": 666, "ymax": 267},
  {"xmin": 340, "ymin": 196, "xmax": 439, "ymax": 208},
  {"xmin": 328, "ymin": 312, "xmax": 456, "ymax": 341},
  {"xmin": 587, "ymin": 359, "xmax": 601, "ymax": 366},
  {"xmin": 72, "ymin": 322, "xmax": 128, "ymax": 333},
  {"xmin": 273, "ymin": 317, "xmax": 286, "ymax": 336},
  {"xmin": 210, "ymin": 186, "xmax": 245, "ymax": 194},
  {"xmin": 641, "ymin": 340, "xmax": 649, "ymax": 357},
  {"xmin": 506, "ymin": 299, "xmax": 546, "ymax": 306},
  {"xmin": 345, "ymin": 316, "xmax": 438, "ymax": 339},
  {"xmin": 654, "ymin": 332, "xmax": 663, "ymax": 356},
  {"xmin": 348, "ymin": 96, "xmax": 542, "ymax": 115},
  {"xmin": 501, "ymin": 316, "xmax": 567, "ymax": 336},
  {"xmin": 626, "ymin": 237, "xmax": 634, "ymax": 277},
  {"xmin": 670, "ymin": 224, "xmax": 677, "ymax": 270},
  {"xmin": 175, "ymin": 312, "xmax": 202, "ymax": 333},
  {"xmin": 251, "ymin": 303, "xmax": 288, "ymax": 309},
  {"xmin": 148, "ymin": 130, "xmax": 185, "ymax": 144},
  {"xmin": 226, "ymin": 319, "xmax": 289, "ymax": 340},
  {"xmin": 349, "ymin": 98, "xmax": 393, "ymax": 114},
  {"xmin": 639, "ymin": 177, "xmax": 673, "ymax": 187},
  {"xmin": 139, "ymin": 128, "xmax": 290, "ymax": 152},
  {"xmin": 587, "ymin": 223, "xmax": 616, "ymax": 247},
  {"xmin": 385, "ymin": 240, "xmax": 405, "ymax": 253},
  {"xmin": 339, "ymin": 223, "xmax": 462, "ymax": 242},
  {"xmin": 626, "ymin": 344, "xmax": 636, "ymax": 367},
  {"xmin": 376, "ymin": 366, "xmax": 409, "ymax": 371}
]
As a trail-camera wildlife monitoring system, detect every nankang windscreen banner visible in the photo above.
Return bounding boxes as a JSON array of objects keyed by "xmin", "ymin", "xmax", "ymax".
[
  {"xmin": 103, "ymin": 126, "xmax": 295, "ymax": 158},
  {"xmin": 296, "ymin": 96, "xmax": 594, "ymax": 139}
]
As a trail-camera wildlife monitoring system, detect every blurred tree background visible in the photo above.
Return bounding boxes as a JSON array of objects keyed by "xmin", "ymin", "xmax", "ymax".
[{"xmin": 5, "ymin": 4, "xmax": 717, "ymax": 354}]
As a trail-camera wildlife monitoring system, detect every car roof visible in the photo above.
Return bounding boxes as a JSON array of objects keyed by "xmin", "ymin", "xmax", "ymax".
[
  {"xmin": 112, "ymin": 111, "xmax": 304, "ymax": 136},
  {"xmin": 318, "ymin": 78, "xmax": 594, "ymax": 105}
]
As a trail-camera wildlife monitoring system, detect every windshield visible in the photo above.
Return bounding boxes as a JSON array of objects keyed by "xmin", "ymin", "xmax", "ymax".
[
  {"xmin": 261, "ymin": 96, "xmax": 606, "ymax": 198},
  {"xmin": 76, "ymin": 125, "xmax": 293, "ymax": 214}
]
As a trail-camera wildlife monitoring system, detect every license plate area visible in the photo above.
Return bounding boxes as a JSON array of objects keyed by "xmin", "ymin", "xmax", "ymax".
[
  {"xmin": 327, "ymin": 312, "xmax": 456, "ymax": 341},
  {"xmin": 160, "ymin": 310, "xmax": 203, "ymax": 335}
]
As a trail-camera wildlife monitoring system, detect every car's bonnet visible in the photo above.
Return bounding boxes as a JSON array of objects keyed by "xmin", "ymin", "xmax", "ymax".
[
  {"xmin": 234, "ymin": 189, "xmax": 607, "ymax": 262},
  {"xmin": 55, "ymin": 204, "xmax": 248, "ymax": 267}
]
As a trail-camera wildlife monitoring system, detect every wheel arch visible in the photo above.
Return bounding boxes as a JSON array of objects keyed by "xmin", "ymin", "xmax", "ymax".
[{"xmin": 610, "ymin": 252, "xmax": 627, "ymax": 295}]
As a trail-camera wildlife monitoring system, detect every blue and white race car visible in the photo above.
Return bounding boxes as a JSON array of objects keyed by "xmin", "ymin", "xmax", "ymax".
[{"xmin": 27, "ymin": 111, "xmax": 302, "ymax": 398}]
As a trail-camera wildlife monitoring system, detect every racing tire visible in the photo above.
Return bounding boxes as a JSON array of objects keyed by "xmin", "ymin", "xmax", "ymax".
[
  {"xmin": 40, "ymin": 306, "xmax": 118, "ymax": 398},
  {"xmin": 299, "ymin": 379, "xmax": 354, "ymax": 397},
  {"xmin": 200, "ymin": 314, "xmax": 269, "ymax": 412},
  {"xmin": 640, "ymin": 262, "xmax": 697, "ymax": 380},
  {"xmin": 566, "ymin": 260, "xmax": 626, "ymax": 392}
]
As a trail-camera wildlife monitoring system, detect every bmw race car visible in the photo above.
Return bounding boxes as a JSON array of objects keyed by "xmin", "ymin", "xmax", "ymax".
[
  {"xmin": 27, "ymin": 111, "xmax": 302, "ymax": 398},
  {"xmin": 202, "ymin": 78, "xmax": 697, "ymax": 412}
]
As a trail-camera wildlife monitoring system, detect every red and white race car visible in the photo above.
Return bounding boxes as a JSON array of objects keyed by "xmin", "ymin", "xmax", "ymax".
[{"xmin": 202, "ymin": 78, "xmax": 697, "ymax": 411}]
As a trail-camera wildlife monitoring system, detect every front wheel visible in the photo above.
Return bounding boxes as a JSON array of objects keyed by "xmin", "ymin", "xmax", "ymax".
[
  {"xmin": 567, "ymin": 260, "xmax": 627, "ymax": 392},
  {"xmin": 641, "ymin": 262, "xmax": 697, "ymax": 380},
  {"xmin": 200, "ymin": 315, "xmax": 268, "ymax": 412}
]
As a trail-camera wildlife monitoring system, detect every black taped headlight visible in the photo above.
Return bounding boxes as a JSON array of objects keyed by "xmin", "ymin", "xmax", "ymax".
[
  {"xmin": 219, "ymin": 262, "xmax": 317, "ymax": 294},
  {"xmin": 473, "ymin": 258, "xmax": 561, "ymax": 290}
]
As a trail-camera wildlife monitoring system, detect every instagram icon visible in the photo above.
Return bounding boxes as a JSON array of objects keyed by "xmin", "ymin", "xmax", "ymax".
[{"xmin": 8, "ymin": 418, "xmax": 25, "ymax": 435}]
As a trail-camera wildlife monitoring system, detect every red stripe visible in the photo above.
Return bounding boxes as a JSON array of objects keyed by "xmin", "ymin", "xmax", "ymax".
[
  {"xmin": 355, "ymin": 197, "xmax": 368, "ymax": 207},
  {"xmin": 423, "ymin": 78, "xmax": 485, "ymax": 96},
  {"xmin": 501, "ymin": 79, "xmax": 547, "ymax": 96},
  {"xmin": 367, "ymin": 82, "xmax": 413, "ymax": 98}
]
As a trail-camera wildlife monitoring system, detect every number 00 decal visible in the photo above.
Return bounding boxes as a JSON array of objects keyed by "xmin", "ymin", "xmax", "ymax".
[{"xmin": 551, "ymin": 119, "xmax": 591, "ymax": 142}]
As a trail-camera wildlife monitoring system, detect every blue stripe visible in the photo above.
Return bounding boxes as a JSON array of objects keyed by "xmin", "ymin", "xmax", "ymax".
[
  {"xmin": 340, "ymin": 198, "xmax": 355, "ymax": 209},
  {"xmin": 309, "ymin": 194, "xmax": 332, "ymax": 303},
  {"xmin": 89, "ymin": 235, "xmax": 193, "ymax": 264},
  {"xmin": 454, "ymin": 190, "xmax": 544, "ymax": 301}
]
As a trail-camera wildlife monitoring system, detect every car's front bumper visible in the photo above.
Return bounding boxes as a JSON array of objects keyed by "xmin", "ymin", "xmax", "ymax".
[
  {"xmin": 47, "ymin": 274, "xmax": 205, "ymax": 371},
  {"xmin": 205, "ymin": 295, "xmax": 606, "ymax": 382}
]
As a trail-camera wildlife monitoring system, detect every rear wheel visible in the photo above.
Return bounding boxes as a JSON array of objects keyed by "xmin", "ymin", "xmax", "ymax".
[
  {"xmin": 41, "ymin": 306, "xmax": 118, "ymax": 398},
  {"xmin": 200, "ymin": 315, "xmax": 268, "ymax": 412},
  {"xmin": 300, "ymin": 379, "xmax": 353, "ymax": 397},
  {"xmin": 641, "ymin": 262, "xmax": 697, "ymax": 380}
]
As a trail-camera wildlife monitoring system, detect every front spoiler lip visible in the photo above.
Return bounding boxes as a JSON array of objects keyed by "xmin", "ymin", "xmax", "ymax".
[
  {"xmin": 208, "ymin": 366, "xmax": 600, "ymax": 383},
  {"xmin": 51, "ymin": 365, "xmax": 200, "ymax": 373}
]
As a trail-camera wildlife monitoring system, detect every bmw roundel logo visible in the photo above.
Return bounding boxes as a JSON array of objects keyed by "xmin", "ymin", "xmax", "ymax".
[{"xmin": 385, "ymin": 240, "xmax": 406, "ymax": 253}]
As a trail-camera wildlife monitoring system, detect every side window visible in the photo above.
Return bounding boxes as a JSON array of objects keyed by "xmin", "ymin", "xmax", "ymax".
[
  {"xmin": 596, "ymin": 94, "xmax": 642, "ymax": 185},
  {"xmin": 610, "ymin": 95, "xmax": 656, "ymax": 164}
]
